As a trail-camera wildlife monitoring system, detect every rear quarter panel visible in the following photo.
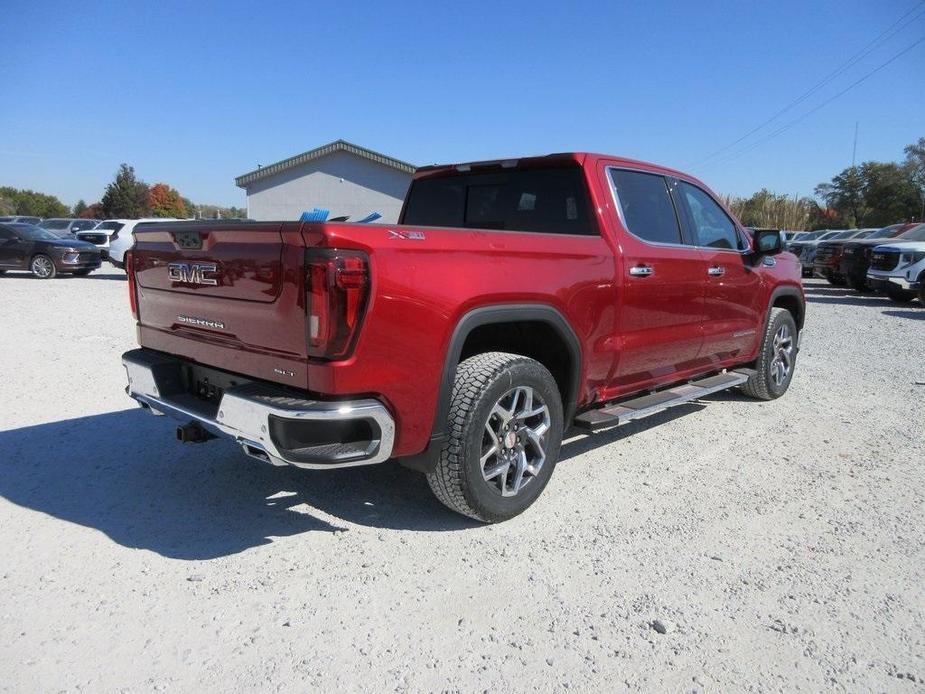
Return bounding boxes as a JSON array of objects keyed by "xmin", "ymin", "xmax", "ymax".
[{"xmin": 310, "ymin": 223, "xmax": 618, "ymax": 456}]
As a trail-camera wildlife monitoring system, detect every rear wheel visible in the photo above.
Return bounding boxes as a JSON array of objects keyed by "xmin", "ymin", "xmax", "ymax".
[
  {"xmin": 885, "ymin": 284, "xmax": 916, "ymax": 303},
  {"xmin": 825, "ymin": 273, "xmax": 846, "ymax": 286},
  {"xmin": 30, "ymin": 255, "xmax": 56, "ymax": 279},
  {"xmin": 740, "ymin": 308, "xmax": 798, "ymax": 401},
  {"xmin": 427, "ymin": 352, "xmax": 564, "ymax": 523}
]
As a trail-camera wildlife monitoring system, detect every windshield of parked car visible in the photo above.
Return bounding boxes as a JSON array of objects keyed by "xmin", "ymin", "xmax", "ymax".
[
  {"xmin": 828, "ymin": 231, "xmax": 855, "ymax": 239},
  {"xmin": 94, "ymin": 221, "xmax": 125, "ymax": 232},
  {"xmin": 39, "ymin": 219, "xmax": 71, "ymax": 230},
  {"xmin": 897, "ymin": 224, "xmax": 925, "ymax": 241},
  {"xmin": 11, "ymin": 224, "xmax": 60, "ymax": 241}
]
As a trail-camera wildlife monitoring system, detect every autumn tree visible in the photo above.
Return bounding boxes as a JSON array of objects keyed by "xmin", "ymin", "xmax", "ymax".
[
  {"xmin": 79, "ymin": 203, "xmax": 105, "ymax": 219},
  {"xmin": 101, "ymin": 164, "xmax": 150, "ymax": 218},
  {"xmin": 148, "ymin": 183, "xmax": 187, "ymax": 218}
]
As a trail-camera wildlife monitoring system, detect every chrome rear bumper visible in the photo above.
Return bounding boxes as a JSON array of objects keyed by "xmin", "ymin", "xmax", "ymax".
[{"xmin": 123, "ymin": 349, "xmax": 394, "ymax": 469}]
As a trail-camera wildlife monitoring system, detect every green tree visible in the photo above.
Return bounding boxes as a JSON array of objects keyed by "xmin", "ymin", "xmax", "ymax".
[
  {"xmin": 72, "ymin": 199, "xmax": 88, "ymax": 217},
  {"xmin": 903, "ymin": 137, "xmax": 925, "ymax": 220},
  {"xmin": 100, "ymin": 164, "xmax": 150, "ymax": 218},
  {"xmin": 0, "ymin": 186, "xmax": 69, "ymax": 217},
  {"xmin": 815, "ymin": 166, "xmax": 865, "ymax": 226},
  {"xmin": 814, "ymin": 161, "xmax": 919, "ymax": 227}
]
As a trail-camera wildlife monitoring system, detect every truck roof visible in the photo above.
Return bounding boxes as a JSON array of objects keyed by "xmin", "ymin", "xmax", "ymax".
[{"xmin": 413, "ymin": 152, "xmax": 697, "ymax": 185}]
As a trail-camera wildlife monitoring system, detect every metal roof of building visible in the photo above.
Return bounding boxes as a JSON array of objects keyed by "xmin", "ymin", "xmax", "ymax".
[{"xmin": 235, "ymin": 139, "xmax": 416, "ymax": 188}]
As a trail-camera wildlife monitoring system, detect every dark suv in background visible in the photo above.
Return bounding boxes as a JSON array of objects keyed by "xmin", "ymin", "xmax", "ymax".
[
  {"xmin": 0, "ymin": 223, "xmax": 101, "ymax": 278},
  {"xmin": 841, "ymin": 223, "xmax": 925, "ymax": 291},
  {"xmin": 812, "ymin": 228, "xmax": 882, "ymax": 285}
]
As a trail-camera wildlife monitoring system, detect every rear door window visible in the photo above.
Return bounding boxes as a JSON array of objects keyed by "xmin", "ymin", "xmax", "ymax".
[
  {"xmin": 608, "ymin": 169, "xmax": 683, "ymax": 245},
  {"xmin": 678, "ymin": 182, "xmax": 743, "ymax": 250},
  {"xmin": 402, "ymin": 166, "xmax": 597, "ymax": 235}
]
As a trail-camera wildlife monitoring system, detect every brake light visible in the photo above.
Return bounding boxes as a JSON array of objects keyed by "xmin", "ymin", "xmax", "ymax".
[
  {"xmin": 305, "ymin": 250, "xmax": 370, "ymax": 360},
  {"xmin": 125, "ymin": 249, "xmax": 138, "ymax": 320}
]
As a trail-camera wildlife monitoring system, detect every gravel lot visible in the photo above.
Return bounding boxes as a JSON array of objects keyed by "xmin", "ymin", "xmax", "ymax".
[{"xmin": 1, "ymin": 271, "xmax": 923, "ymax": 692}]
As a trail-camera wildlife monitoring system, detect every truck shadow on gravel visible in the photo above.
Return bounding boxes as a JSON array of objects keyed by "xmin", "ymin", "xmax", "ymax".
[
  {"xmin": 0, "ymin": 409, "xmax": 476, "ymax": 560},
  {"xmin": 882, "ymin": 309, "xmax": 924, "ymax": 319}
]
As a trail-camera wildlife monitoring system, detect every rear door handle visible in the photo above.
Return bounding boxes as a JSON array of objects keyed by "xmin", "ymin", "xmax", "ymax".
[
  {"xmin": 707, "ymin": 266, "xmax": 725, "ymax": 276},
  {"xmin": 629, "ymin": 265, "xmax": 654, "ymax": 277}
]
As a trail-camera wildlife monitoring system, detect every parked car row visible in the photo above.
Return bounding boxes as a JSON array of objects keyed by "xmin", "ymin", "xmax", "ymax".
[{"xmin": 795, "ymin": 222, "xmax": 925, "ymax": 305}]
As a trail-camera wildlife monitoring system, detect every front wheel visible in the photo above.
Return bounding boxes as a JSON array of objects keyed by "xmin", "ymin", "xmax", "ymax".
[
  {"xmin": 740, "ymin": 307, "xmax": 798, "ymax": 400},
  {"xmin": 427, "ymin": 352, "xmax": 564, "ymax": 523},
  {"xmin": 30, "ymin": 255, "xmax": 57, "ymax": 279},
  {"xmin": 885, "ymin": 284, "xmax": 916, "ymax": 303}
]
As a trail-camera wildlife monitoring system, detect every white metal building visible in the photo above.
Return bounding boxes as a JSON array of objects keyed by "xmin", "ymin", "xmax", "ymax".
[{"xmin": 235, "ymin": 140, "xmax": 415, "ymax": 223}]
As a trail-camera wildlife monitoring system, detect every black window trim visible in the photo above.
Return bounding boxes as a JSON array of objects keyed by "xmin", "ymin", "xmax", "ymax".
[{"xmin": 606, "ymin": 165, "xmax": 751, "ymax": 255}]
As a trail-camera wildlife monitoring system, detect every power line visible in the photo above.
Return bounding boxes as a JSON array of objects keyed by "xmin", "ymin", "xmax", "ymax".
[
  {"xmin": 687, "ymin": 0, "xmax": 925, "ymax": 168},
  {"xmin": 701, "ymin": 33, "xmax": 925, "ymax": 169}
]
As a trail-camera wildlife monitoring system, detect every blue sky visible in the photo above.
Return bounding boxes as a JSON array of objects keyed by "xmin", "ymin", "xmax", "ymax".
[{"xmin": 1, "ymin": 0, "xmax": 923, "ymax": 208}]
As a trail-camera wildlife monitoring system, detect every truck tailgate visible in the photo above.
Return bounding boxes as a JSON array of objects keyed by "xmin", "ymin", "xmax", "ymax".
[{"xmin": 132, "ymin": 222, "xmax": 311, "ymax": 387}]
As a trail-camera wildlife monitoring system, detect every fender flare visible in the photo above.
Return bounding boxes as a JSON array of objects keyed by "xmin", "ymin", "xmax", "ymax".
[
  {"xmin": 400, "ymin": 303, "xmax": 582, "ymax": 473},
  {"xmin": 766, "ymin": 285, "xmax": 806, "ymax": 330}
]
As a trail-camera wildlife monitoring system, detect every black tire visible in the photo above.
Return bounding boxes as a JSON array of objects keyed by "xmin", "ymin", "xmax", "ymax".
[
  {"xmin": 918, "ymin": 283, "xmax": 925, "ymax": 306},
  {"xmin": 427, "ymin": 352, "xmax": 564, "ymax": 523},
  {"xmin": 846, "ymin": 274, "xmax": 867, "ymax": 292},
  {"xmin": 884, "ymin": 284, "xmax": 915, "ymax": 303},
  {"xmin": 30, "ymin": 254, "xmax": 57, "ymax": 279},
  {"xmin": 740, "ymin": 308, "xmax": 798, "ymax": 401},
  {"xmin": 825, "ymin": 273, "xmax": 846, "ymax": 286}
]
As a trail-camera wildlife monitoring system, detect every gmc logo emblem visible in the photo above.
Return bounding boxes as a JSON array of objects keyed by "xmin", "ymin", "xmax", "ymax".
[{"xmin": 167, "ymin": 262, "xmax": 219, "ymax": 286}]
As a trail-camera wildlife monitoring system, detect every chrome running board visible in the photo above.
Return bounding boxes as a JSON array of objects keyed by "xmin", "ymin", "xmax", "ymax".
[{"xmin": 573, "ymin": 370, "xmax": 753, "ymax": 432}]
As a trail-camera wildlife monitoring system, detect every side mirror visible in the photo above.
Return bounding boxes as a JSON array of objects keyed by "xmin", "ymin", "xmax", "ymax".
[{"xmin": 751, "ymin": 229, "xmax": 783, "ymax": 256}]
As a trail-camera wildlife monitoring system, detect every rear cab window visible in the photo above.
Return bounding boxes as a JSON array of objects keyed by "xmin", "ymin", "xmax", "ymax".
[{"xmin": 402, "ymin": 166, "xmax": 598, "ymax": 235}]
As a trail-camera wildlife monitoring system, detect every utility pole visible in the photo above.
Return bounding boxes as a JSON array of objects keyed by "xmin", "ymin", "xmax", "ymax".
[{"xmin": 851, "ymin": 121, "xmax": 859, "ymax": 168}]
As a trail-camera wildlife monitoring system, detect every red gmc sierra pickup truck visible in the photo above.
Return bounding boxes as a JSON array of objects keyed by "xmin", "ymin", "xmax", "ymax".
[{"xmin": 122, "ymin": 152, "xmax": 805, "ymax": 522}]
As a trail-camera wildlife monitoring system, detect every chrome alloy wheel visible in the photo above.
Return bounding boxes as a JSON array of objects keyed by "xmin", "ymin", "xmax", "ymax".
[
  {"xmin": 769, "ymin": 324, "xmax": 794, "ymax": 387},
  {"xmin": 31, "ymin": 255, "xmax": 54, "ymax": 278},
  {"xmin": 480, "ymin": 386, "xmax": 550, "ymax": 497}
]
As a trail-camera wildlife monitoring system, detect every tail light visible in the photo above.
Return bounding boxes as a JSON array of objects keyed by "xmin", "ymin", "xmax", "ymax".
[
  {"xmin": 125, "ymin": 249, "xmax": 139, "ymax": 320},
  {"xmin": 305, "ymin": 249, "xmax": 370, "ymax": 360}
]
